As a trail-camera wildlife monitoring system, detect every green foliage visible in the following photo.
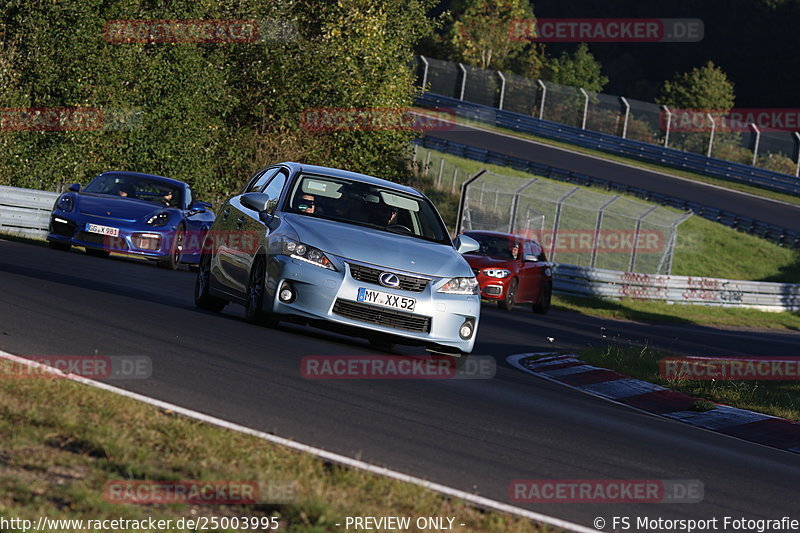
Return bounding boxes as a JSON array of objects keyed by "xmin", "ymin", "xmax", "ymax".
[
  {"xmin": 543, "ymin": 43, "xmax": 608, "ymax": 92},
  {"xmin": 445, "ymin": 0, "xmax": 544, "ymax": 76},
  {"xmin": 656, "ymin": 61, "xmax": 735, "ymax": 111},
  {"xmin": 0, "ymin": 0, "xmax": 435, "ymax": 202}
]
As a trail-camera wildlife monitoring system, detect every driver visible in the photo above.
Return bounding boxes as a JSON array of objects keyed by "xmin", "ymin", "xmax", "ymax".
[
  {"xmin": 297, "ymin": 193, "xmax": 317, "ymax": 214},
  {"xmin": 369, "ymin": 204, "xmax": 397, "ymax": 226}
]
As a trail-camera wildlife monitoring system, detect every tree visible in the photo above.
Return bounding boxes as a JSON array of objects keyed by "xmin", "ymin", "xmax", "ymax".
[
  {"xmin": 543, "ymin": 43, "xmax": 608, "ymax": 92},
  {"xmin": 656, "ymin": 61, "xmax": 735, "ymax": 111},
  {"xmin": 446, "ymin": 0, "xmax": 545, "ymax": 76}
]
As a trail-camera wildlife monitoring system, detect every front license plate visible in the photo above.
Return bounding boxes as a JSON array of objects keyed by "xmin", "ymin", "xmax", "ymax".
[
  {"xmin": 357, "ymin": 288, "xmax": 416, "ymax": 312},
  {"xmin": 85, "ymin": 223, "xmax": 119, "ymax": 237}
]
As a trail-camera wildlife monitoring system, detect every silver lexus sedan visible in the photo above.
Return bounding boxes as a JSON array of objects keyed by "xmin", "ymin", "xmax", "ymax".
[{"xmin": 194, "ymin": 162, "xmax": 482, "ymax": 356}]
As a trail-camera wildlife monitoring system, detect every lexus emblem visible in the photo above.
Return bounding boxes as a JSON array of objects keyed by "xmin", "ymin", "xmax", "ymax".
[{"xmin": 378, "ymin": 272, "xmax": 400, "ymax": 288}]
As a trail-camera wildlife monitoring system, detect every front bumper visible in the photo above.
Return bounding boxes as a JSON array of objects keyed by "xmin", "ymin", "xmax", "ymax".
[
  {"xmin": 477, "ymin": 275, "xmax": 512, "ymax": 300},
  {"xmin": 47, "ymin": 214, "xmax": 187, "ymax": 261},
  {"xmin": 265, "ymin": 256, "xmax": 480, "ymax": 353}
]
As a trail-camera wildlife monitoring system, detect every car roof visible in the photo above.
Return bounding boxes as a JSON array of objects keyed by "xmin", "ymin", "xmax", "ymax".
[
  {"xmin": 274, "ymin": 162, "xmax": 424, "ymax": 197},
  {"xmin": 98, "ymin": 171, "xmax": 187, "ymax": 188},
  {"xmin": 465, "ymin": 230, "xmax": 528, "ymax": 241}
]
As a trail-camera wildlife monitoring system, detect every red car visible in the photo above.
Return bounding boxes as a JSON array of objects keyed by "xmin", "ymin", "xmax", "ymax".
[{"xmin": 461, "ymin": 230, "xmax": 552, "ymax": 313}]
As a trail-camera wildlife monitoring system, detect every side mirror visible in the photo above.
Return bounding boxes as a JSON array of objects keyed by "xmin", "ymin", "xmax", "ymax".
[
  {"xmin": 187, "ymin": 201, "xmax": 208, "ymax": 215},
  {"xmin": 68, "ymin": 183, "xmax": 81, "ymax": 192},
  {"xmin": 241, "ymin": 192, "xmax": 272, "ymax": 213},
  {"xmin": 523, "ymin": 253, "xmax": 539, "ymax": 262},
  {"xmin": 454, "ymin": 234, "xmax": 480, "ymax": 255}
]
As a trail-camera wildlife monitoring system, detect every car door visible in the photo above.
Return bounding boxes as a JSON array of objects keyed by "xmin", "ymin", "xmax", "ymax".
[
  {"xmin": 524, "ymin": 240, "xmax": 545, "ymax": 302},
  {"xmin": 214, "ymin": 168, "xmax": 280, "ymax": 295},
  {"xmin": 231, "ymin": 168, "xmax": 289, "ymax": 291}
]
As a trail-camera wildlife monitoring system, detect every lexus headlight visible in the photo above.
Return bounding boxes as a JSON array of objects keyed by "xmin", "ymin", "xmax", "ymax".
[
  {"xmin": 146, "ymin": 212, "xmax": 170, "ymax": 227},
  {"xmin": 56, "ymin": 195, "xmax": 74, "ymax": 212},
  {"xmin": 281, "ymin": 237, "xmax": 335, "ymax": 270},
  {"xmin": 437, "ymin": 276, "xmax": 479, "ymax": 295},
  {"xmin": 484, "ymin": 269, "xmax": 510, "ymax": 278}
]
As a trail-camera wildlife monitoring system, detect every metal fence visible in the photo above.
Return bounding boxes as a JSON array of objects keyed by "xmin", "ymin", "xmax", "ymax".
[
  {"xmin": 0, "ymin": 186, "xmax": 57, "ymax": 239},
  {"xmin": 415, "ymin": 56, "xmax": 800, "ymax": 176},
  {"xmin": 554, "ymin": 264, "xmax": 800, "ymax": 312},
  {"xmin": 455, "ymin": 171, "xmax": 689, "ymax": 274}
]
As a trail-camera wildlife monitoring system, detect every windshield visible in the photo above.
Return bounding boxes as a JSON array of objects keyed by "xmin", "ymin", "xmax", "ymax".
[
  {"xmin": 286, "ymin": 174, "xmax": 451, "ymax": 245},
  {"xmin": 464, "ymin": 233, "xmax": 520, "ymax": 260},
  {"xmin": 84, "ymin": 174, "xmax": 183, "ymax": 208}
]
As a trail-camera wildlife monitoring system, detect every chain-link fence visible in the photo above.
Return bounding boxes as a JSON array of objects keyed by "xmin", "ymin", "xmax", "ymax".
[
  {"xmin": 414, "ymin": 56, "xmax": 800, "ymax": 176},
  {"xmin": 455, "ymin": 170, "xmax": 691, "ymax": 274}
]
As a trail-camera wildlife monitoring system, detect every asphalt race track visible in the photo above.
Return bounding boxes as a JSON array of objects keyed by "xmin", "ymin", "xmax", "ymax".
[
  {"xmin": 2, "ymin": 239, "xmax": 799, "ymax": 530},
  {"xmin": 424, "ymin": 122, "xmax": 800, "ymax": 234}
]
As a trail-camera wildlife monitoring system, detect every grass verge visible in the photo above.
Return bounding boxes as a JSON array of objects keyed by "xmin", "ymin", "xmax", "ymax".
[
  {"xmin": 413, "ymin": 107, "xmax": 800, "ymax": 208},
  {"xmin": 0, "ymin": 359, "xmax": 547, "ymax": 533},
  {"xmin": 575, "ymin": 345, "xmax": 800, "ymax": 422},
  {"xmin": 551, "ymin": 294, "xmax": 800, "ymax": 331}
]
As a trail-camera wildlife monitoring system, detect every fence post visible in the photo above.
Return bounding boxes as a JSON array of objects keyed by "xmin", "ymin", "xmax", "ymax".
[
  {"xmin": 437, "ymin": 158, "xmax": 444, "ymax": 188},
  {"xmin": 455, "ymin": 169, "xmax": 487, "ymax": 236},
  {"xmin": 620, "ymin": 97, "xmax": 630, "ymax": 139},
  {"xmin": 548, "ymin": 187, "xmax": 580, "ymax": 262},
  {"xmin": 751, "ymin": 124, "xmax": 760, "ymax": 166},
  {"xmin": 458, "ymin": 63, "xmax": 467, "ymax": 101},
  {"xmin": 424, "ymin": 150, "xmax": 431, "ymax": 176},
  {"xmin": 497, "ymin": 71, "xmax": 506, "ymax": 110},
  {"xmin": 508, "ymin": 177, "xmax": 539, "ymax": 234},
  {"xmin": 590, "ymin": 195, "xmax": 619, "ymax": 268},
  {"xmin": 579, "ymin": 88, "xmax": 589, "ymax": 130},
  {"xmin": 661, "ymin": 105, "xmax": 672, "ymax": 147},
  {"xmin": 537, "ymin": 79, "xmax": 546, "ymax": 119},
  {"xmin": 629, "ymin": 205, "xmax": 658, "ymax": 272},
  {"xmin": 452, "ymin": 168, "xmax": 459, "ymax": 194},
  {"xmin": 707, "ymin": 113, "xmax": 716, "ymax": 157},
  {"xmin": 795, "ymin": 132, "xmax": 800, "ymax": 177},
  {"xmin": 419, "ymin": 55, "xmax": 429, "ymax": 90}
]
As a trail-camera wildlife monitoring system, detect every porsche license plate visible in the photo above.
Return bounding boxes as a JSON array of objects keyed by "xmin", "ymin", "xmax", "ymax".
[
  {"xmin": 85, "ymin": 223, "xmax": 119, "ymax": 237},
  {"xmin": 357, "ymin": 288, "xmax": 416, "ymax": 312}
]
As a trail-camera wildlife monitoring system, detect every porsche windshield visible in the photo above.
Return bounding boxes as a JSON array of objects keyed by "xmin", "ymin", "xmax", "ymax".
[
  {"xmin": 84, "ymin": 174, "xmax": 182, "ymax": 207},
  {"xmin": 286, "ymin": 174, "xmax": 451, "ymax": 245}
]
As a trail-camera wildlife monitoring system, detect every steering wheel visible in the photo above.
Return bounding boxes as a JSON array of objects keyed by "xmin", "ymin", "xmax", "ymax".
[{"xmin": 387, "ymin": 224, "xmax": 412, "ymax": 233}]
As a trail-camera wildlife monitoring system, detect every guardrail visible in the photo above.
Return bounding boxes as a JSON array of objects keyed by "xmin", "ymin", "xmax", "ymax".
[
  {"xmin": 417, "ymin": 136, "xmax": 800, "ymax": 249},
  {"xmin": 416, "ymin": 93, "xmax": 800, "ymax": 198},
  {"xmin": 553, "ymin": 264, "xmax": 800, "ymax": 312},
  {"xmin": 0, "ymin": 186, "xmax": 57, "ymax": 239}
]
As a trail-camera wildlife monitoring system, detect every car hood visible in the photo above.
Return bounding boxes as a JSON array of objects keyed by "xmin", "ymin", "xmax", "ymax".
[
  {"xmin": 464, "ymin": 254, "xmax": 517, "ymax": 270},
  {"xmin": 283, "ymin": 214, "xmax": 472, "ymax": 278},
  {"xmin": 76, "ymin": 193, "xmax": 170, "ymax": 222}
]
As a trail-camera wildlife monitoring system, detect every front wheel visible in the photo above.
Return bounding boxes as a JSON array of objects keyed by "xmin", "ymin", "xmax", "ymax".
[
  {"xmin": 532, "ymin": 281, "xmax": 552, "ymax": 314},
  {"xmin": 498, "ymin": 278, "xmax": 518, "ymax": 310},
  {"xmin": 159, "ymin": 226, "xmax": 185, "ymax": 270},
  {"xmin": 194, "ymin": 252, "xmax": 226, "ymax": 312},
  {"xmin": 245, "ymin": 257, "xmax": 279, "ymax": 327}
]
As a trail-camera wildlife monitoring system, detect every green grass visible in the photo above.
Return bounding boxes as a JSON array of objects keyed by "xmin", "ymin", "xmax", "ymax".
[
  {"xmin": 551, "ymin": 294, "xmax": 800, "ymax": 331},
  {"xmin": 0, "ymin": 363, "xmax": 548, "ymax": 533},
  {"xmin": 413, "ymin": 107, "xmax": 800, "ymax": 208},
  {"xmin": 571, "ymin": 345, "xmax": 800, "ymax": 422}
]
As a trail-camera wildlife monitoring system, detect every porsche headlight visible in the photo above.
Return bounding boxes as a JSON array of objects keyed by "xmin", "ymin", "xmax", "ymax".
[
  {"xmin": 146, "ymin": 212, "xmax": 170, "ymax": 227},
  {"xmin": 483, "ymin": 268, "xmax": 510, "ymax": 278},
  {"xmin": 281, "ymin": 237, "xmax": 335, "ymax": 270},
  {"xmin": 56, "ymin": 195, "xmax": 74, "ymax": 212},
  {"xmin": 437, "ymin": 276, "xmax": 479, "ymax": 295}
]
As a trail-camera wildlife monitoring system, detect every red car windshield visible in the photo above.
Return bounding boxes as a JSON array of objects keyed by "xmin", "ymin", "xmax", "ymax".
[{"xmin": 465, "ymin": 234, "xmax": 520, "ymax": 260}]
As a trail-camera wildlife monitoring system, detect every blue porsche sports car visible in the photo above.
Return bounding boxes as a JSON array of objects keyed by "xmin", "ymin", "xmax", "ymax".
[{"xmin": 47, "ymin": 171, "xmax": 215, "ymax": 269}]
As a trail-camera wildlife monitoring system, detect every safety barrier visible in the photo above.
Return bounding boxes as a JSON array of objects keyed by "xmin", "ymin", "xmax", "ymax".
[
  {"xmin": 0, "ymin": 186, "xmax": 57, "ymax": 239},
  {"xmin": 417, "ymin": 136, "xmax": 800, "ymax": 248},
  {"xmin": 553, "ymin": 263, "xmax": 800, "ymax": 312},
  {"xmin": 416, "ymin": 93, "xmax": 800, "ymax": 197}
]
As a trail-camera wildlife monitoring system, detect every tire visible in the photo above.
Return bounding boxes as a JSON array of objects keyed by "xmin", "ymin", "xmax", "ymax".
[
  {"xmin": 159, "ymin": 226, "xmax": 185, "ymax": 270},
  {"xmin": 244, "ymin": 257, "xmax": 279, "ymax": 327},
  {"xmin": 498, "ymin": 278, "xmax": 518, "ymax": 310},
  {"xmin": 532, "ymin": 281, "xmax": 552, "ymax": 315},
  {"xmin": 48, "ymin": 240, "xmax": 71, "ymax": 252},
  {"xmin": 194, "ymin": 252, "xmax": 226, "ymax": 312},
  {"xmin": 85, "ymin": 248, "xmax": 110, "ymax": 257}
]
